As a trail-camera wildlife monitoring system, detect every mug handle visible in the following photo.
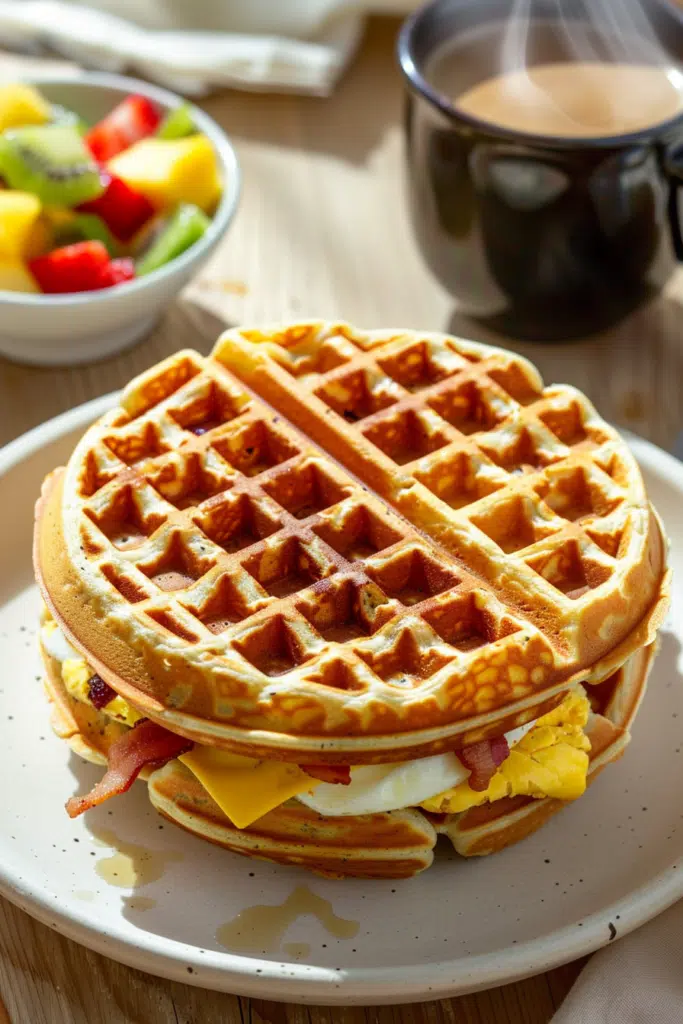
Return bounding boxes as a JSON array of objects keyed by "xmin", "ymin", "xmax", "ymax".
[{"xmin": 665, "ymin": 143, "xmax": 683, "ymax": 260}]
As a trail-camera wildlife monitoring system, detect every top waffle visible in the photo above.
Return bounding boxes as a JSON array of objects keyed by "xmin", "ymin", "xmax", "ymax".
[{"xmin": 34, "ymin": 323, "xmax": 669, "ymax": 763}]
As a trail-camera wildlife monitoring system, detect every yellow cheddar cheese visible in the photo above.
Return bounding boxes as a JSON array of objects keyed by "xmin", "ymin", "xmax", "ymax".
[{"xmin": 178, "ymin": 748, "xmax": 316, "ymax": 829}]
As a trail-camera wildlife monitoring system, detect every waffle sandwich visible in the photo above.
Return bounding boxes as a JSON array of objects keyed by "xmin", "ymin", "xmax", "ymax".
[{"xmin": 34, "ymin": 322, "xmax": 671, "ymax": 878}]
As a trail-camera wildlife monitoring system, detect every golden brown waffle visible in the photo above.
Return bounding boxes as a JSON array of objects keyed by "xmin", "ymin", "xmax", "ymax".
[
  {"xmin": 216, "ymin": 322, "xmax": 667, "ymax": 667},
  {"xmin": 35, "ymin": 326, "xmax": 669, "ymax": 764}
]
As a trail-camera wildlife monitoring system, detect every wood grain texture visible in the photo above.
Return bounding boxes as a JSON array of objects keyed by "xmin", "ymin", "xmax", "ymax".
[{"xmin": 0, "ymin": 14, "xmax": 676, "ymax": 1021}]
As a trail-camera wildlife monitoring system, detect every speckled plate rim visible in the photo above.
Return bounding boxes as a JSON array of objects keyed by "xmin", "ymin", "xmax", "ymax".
[{"xmin": 0, "ymin": 395, "xmax": 681, "ymax": 1006}]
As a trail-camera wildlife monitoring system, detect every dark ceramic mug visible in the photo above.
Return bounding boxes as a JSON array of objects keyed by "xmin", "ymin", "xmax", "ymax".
[{"xmin": 398, "ymin": 0, "xmax": 683, "ymax": 340}]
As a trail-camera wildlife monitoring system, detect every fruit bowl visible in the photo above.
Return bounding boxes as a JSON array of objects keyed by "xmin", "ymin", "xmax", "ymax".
[{"xmin": 0, "ymin": 72, "xmax": 240, "ymax": 367}]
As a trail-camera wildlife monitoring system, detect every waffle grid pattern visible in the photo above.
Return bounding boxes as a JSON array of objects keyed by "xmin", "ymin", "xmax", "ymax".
[
  {"xmin": 54, "ymin": 325, "xmax": 659, "ymax": 743},
  {"xmin": 216, "ymin": 324, "xmax": 650, "ymax": 655},
  {"xmin": 67, "ymin": 350, "xmax": 562, "ymax": 728}
]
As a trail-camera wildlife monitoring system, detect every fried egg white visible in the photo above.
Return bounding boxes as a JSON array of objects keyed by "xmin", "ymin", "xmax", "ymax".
[
  {"xmin": 296, "ymin": 721, "xmax": 537, "ymax": 817},
  {"xmin": 41, "ymin": 619, "xmax": 79, "ymax": 663}
]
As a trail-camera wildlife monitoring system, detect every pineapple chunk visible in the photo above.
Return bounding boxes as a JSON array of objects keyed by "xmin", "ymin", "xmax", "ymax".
[
  {"xmin": 0, "ymin": 191, "xmax": 43, "ymax": 258},
  {"xmin": 41, "ymin": 208, "xmax": 74, "ymax": 252},
  {"xmin": 0, "ymin": 84, "xmax": 52, "ymax": 132},
  {"xmin": 25, "ymin": 216, "xmax": 54, "ymax": 259},
  {"xmin": 43, "ymin": 208, "xmax": 76, "ymax": 230},
  {"xmin": 0, "ymin": 259, "xmax": 39, "ymax": 293},
  {"xmin": 108, "ymin": 136, "xmax": 222, "ymax": 213}
]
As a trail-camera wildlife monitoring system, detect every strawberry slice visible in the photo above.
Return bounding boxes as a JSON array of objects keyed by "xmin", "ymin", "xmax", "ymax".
[
  {"xmin": 85, "ymin": 95, "xmax": 161, "ymax": 163},
  {"xmin": 30, "ymin": 242, "xmax": 135, "ymax": 293},
  {"xmin": 78, "ymin": 173, "xmax": 155, "ymax": 242},
  {"xmin": 29, "ymin": 240, "xmax": 111, "ymax": 293},
  {"xmin": 98, "ymin": 257, "xmax": 135, "ymax": 288}
]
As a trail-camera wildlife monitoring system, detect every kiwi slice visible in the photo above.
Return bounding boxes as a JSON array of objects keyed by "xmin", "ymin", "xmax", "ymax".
[
  {"xmin": 136, "ymin": 203, "xmax": 210, "ymax": 275},
  {"xmin": 54, "ymin": 212, "xmax": 118, "ymax": 255},
  {"xmin": 157, "ymin": 103, "xmax": 196, "ymax": 140},
  {"xmin": 0, "ymin": 124, "xmax": 104, "ymax": 207}
]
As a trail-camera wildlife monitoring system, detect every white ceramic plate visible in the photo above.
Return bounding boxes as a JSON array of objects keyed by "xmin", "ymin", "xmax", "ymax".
[{"xmin": 1, "ymin": 396, "xmax": 682, "ymax": 1006}]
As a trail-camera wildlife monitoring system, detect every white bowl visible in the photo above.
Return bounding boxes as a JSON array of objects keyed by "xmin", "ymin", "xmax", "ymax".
[{"xmin": 0, "ymin": 72, "xmax": 240, "ymax": 367}]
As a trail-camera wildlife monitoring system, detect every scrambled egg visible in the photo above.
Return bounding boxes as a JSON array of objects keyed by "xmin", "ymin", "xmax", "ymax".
[
  {"xmin": 421, "ymin": 690, "xmax": 591, "ymax": 814},
  {"xmin": 43, "ymin": 619, "xmax": 141, "ymax": 727}
]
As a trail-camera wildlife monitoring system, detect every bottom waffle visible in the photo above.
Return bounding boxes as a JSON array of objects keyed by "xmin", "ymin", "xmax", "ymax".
[
  {"xmin": 41, "ymin": 637, "xmax": 654, "ymax": 879},
  {"xmin": 150, "ymin": 764, "xmax": 437, "ymax": 880}
]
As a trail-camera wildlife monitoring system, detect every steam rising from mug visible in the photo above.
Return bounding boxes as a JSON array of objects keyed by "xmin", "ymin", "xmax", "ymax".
[
  {"xmin": 501, "ymin": 0, "xmax": 670, "ymax": 70},
  {"xmin": 454, "ymin": 0, "xmax": 683, "ymax": 138}
]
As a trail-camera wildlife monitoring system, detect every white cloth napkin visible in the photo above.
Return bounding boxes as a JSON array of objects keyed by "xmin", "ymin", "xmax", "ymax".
[
  {"xmin": 553, "ymin": 901, "xmax": 683, "ymax": 1023},
  {"xmin": 0, "ymin": 0, "xmax": 418, "ymax": 95}
]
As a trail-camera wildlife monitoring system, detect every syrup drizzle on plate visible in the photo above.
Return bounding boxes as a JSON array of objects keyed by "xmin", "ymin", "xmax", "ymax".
[
  {"xmin": 89, "ymin": 826, "xmax": 183, "ymax": 888},
  {"xmin": 216, "ymin": 885, "xmax": 359, "ymax": 956}
]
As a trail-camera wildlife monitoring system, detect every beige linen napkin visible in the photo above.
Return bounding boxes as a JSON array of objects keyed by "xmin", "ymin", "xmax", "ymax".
[
  {"xmin": 0, "ymin": 0, "xmax": 418, "ymax": 94},
  {"xmin": 553, "ymin": 902, "xmax": 683, "ymax": 1022}
]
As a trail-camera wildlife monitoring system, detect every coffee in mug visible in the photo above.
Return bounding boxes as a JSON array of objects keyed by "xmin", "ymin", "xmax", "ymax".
[{"xmin": 454, "ymin": 61, "xmax": 683, "ymax": 138}]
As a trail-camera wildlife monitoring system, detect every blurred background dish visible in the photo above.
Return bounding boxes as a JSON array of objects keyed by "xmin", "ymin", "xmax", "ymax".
[
  {"xmin": 0, "ymin": 72, "xmax": 240, "ymax": 367},
  {"xmin": 399, "ymin": 0, "xmax": 683, "ymax": 340}
]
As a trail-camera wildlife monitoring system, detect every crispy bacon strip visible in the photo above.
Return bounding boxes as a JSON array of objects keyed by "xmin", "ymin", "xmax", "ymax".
[
  {"xmin": 66, "ymin": 719, "xmax": 193, "ymax": 818},
  {"xmin": 87, "ymin": 673, "xmax": 116, "ymax": 711},
  {"xmin": 301, "ymin": 764, "xmax": 352, "ymax": 785},
  {"xmin": 457, "ymin": 736, "xmax": 510, "ymax": 792}
]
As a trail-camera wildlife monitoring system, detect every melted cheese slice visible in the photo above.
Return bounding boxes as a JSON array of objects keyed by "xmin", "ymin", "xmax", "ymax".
[{"xmin": 178, "ymin": 748, "xmax": 315, "ymax": 829}]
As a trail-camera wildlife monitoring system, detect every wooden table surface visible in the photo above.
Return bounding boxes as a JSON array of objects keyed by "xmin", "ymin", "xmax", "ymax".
[{"xmin": 2, "ymin": 17, "xmax": 682, "ymax": 1022}]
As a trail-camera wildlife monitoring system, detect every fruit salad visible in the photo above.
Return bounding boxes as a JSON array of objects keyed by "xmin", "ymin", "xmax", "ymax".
[{"xmin": 0, "ymin": 84, "xmax": 222, "ymax": 295}]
